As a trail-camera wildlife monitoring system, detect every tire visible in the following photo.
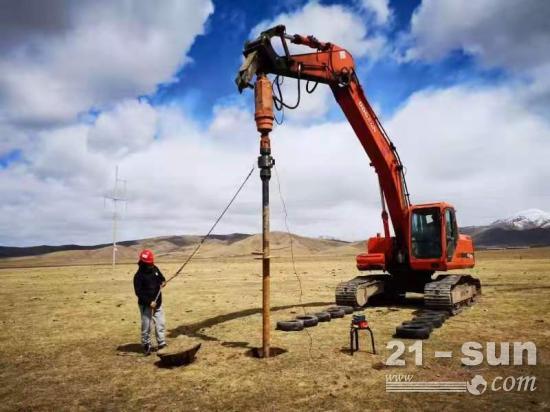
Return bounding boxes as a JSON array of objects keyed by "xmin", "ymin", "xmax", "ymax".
[
  {"xmin": 328, "ymin": 305, "xmax": 354, "ymax": 314},
  {"xmin": 276, "ymin": 320, "xmax": 304, "ymax": 332},
  {"xmin": 395, "ymin": 324, "xmax": 431, "ymax": 339},
  {"xmin": 295, "ymin": 315, "xmax": 319, "ymax": 327},
  {"xmin": 326, "ymin": 308, "xmax": 345, "ymax": 318},
  {"xmin": 414, "ymin": 315, "xmax": 444, "ymax": 328},
  {"xmin": 402, "ymin": 320, "xmax": 433, "ymax": 331},
  {"xmin": 418, "ymin": 310, "xmax": 449, "ymax": 319},
  {"xmin": 314, "ymin": 312, "xmax": 331, "ymax": 322},
  {"xmin": 417, "ymin": 312, "xmax": 446, "ymax": 321}
]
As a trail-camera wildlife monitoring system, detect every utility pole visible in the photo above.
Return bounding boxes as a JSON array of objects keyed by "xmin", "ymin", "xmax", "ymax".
[
  {"xmin": 104, "ymin": 166, "xmax": 127, "ymax": 271},
  {"xmin": 255, "ymin": 74, "xmax": 275, "ymax": 358}
]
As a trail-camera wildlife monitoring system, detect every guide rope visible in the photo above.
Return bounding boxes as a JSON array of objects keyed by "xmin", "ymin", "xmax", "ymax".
[
  {"xmin": 274, "ymin": 164, "xmax": 314, "ymax": 360},
  {"xmin": 153, "ymin": 165, "xmax": 255, "ymax": 302}
]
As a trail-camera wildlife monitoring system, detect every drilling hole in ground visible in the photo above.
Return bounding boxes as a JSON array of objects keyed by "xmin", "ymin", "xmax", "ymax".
[{"xmin": 246, "ymin": 347, "xmax": 287, "ymax": 358}]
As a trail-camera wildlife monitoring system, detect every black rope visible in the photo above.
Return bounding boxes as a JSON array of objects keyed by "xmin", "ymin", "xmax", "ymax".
[
  {"xmin": 155, "ymin": 165, "xmax": 255, "ymax": 296},
  {"xmin": 274, "ymin": 164, "xmax": 314, "ymax": 360}
]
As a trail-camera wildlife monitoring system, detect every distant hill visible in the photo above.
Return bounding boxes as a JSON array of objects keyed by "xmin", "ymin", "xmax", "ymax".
[
  {"xmin": 2, "ymin": 209, "xmax": 550, "ymax": 266},
  {"xmin": 0, "ymin": 232, "xmax": 357, "ymax": 266},
  {"xmin": 461, "ymin": 209, "xmax": 550, "ymax": 248}
]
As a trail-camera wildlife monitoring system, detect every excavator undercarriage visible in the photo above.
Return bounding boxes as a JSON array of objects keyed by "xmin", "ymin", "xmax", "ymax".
[{"xmin": 335, "ymin": 273, "xmax": 481, "ymax": 315}]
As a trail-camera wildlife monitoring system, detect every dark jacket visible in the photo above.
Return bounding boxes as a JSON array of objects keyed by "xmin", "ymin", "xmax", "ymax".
[{"xmin": 133, "ymin": 263, "xmax": 166, "ymax": 308}]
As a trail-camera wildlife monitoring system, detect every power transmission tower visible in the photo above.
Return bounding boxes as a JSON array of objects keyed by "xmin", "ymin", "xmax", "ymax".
[{"xmin": 104, "ymin": 166, "xmax": 127, "ymax": 271}]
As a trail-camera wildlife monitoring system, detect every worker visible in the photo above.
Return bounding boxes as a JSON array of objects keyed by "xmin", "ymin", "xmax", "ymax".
[{"xmin": 133, "ymin": 249, "xmax": 167, "ymax": 355}]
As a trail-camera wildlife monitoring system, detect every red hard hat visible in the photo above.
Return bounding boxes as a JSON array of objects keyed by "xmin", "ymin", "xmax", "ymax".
[{"xmin": 139, "ymin": 249, "xmax": 154, "ymax": 264}]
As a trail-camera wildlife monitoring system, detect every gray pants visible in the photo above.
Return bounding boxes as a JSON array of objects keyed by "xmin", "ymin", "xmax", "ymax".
[{"xmin": 139, "ymin": 304, "xmax": 166, "ymax": 346}]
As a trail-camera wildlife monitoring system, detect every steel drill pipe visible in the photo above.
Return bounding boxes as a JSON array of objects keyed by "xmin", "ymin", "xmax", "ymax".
[{"xmin": 255, "ymin": 74, "xmax": 274, "ymax": 358}]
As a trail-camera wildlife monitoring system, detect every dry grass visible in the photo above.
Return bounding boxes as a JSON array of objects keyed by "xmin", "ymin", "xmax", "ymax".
[{"xmin": 0, "ymin": 248, "xmax": 549, "ymax": 411}]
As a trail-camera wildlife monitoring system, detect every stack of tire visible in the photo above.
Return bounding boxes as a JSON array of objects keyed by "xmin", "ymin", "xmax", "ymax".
[
  {"xmin": 394, "ymin": 310, "xmax": 448, "ymax": 339},
  {"xmin": 276, "ymin": 305, "xmax": 354, "ymax": 332}
]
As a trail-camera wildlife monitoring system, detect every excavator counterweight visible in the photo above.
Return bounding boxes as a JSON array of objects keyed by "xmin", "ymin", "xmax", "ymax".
[{"xmin": 236, "ymin": 25, "xmax": 481, "ymax": 314}]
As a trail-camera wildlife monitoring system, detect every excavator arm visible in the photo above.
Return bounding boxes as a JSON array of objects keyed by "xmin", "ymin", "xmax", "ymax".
[{"xmin": 236, "ymin": 25, "xmax": 410, "ymax": 247}]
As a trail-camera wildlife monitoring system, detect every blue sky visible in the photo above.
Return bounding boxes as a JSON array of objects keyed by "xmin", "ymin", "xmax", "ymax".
[
  {"xmin": 0, "ymin": 0, "xmax": 549, "ymax": 246},
  {"xmin": 150, "ymin": 0, "xmax": 506, "ymax": 123}
]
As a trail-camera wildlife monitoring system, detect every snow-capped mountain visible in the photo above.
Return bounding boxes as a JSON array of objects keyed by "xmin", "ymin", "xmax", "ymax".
[
  {"xmin": 491, "ymin": 209, "xmax": 550, "ymax": 230},
  {"xmin": 460, "ymin": 208, "xmax": 550, "ymax": 247}
]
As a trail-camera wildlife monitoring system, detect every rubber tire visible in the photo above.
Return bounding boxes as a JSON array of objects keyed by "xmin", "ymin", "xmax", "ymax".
[
  {"xmin": 414, "ymin": 315, "xmax": 444, "ymax": 328},
  {"xmin": 395, "ymin": 324, "xmax": 431, "ymax": 339},
  {"xmin": 419, "ymin": 310, "xmax": 449, "ymax": 319},
  {"xmin": 416, "ymin": 312, "xmax": 446, "ymax": 321},
  {"xmin": 326, "ymin": 308, "xmax": 345, "ymax": 318},
  {"xmin": 327, "ymin": 305, "xmax": 354, "ymax": 314},
  {"xmin": 314, "ymin": 312, "xmax": 331, "ymax": 322},
  {"xmin": 295, "ymin": 315, "xmax": 319, "ymax": 327},
  {"xmin": 276, "ymin": 320, "xmax": 304, "ymax": 332},
  {"xmin": 402, "ymin": 320, "xmax": 434, "ymax": 332}
]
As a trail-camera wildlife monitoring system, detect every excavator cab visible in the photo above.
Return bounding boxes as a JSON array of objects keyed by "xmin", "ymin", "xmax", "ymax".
[{"xmin": 408, "ymin": 203, "xmax": 474, "ymax": 272}]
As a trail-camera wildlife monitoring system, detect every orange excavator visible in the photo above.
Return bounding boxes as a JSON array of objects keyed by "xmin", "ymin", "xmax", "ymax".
[{"xmin": 236, "ymin": 25, "xmax": 481, "ymax": 315}]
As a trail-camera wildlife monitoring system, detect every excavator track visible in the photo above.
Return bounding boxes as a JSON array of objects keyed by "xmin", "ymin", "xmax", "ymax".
[
  {"xmin": 424, "ymin": 274, "xmax": 481, "ymax": 315},
  {"xmin": 335, "ymin": 274, "xmax": 388, "ymax": 308}
]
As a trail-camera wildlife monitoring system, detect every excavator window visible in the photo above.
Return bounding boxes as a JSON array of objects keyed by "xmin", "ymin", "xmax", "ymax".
[
  {"xmin": 411, "ymin": 208, "xmax": 442, "ymax": 259},
  {"xmin": 445, "ymin": 208, "xmax": 459, "ymax": 260}
]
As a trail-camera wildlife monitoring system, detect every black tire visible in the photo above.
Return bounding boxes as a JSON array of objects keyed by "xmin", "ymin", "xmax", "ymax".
[
  {"xmin": 414, "ymin": 315, "xmax": 444, "ymax": 328},
  {"xmin": 395, "ymin": 324, "xmax": 431, "ymax": 339},
  {"xmin": 402, "ymin": 320, "xmax": 433, "ymax": 331},
  {"xmin": 295, "ymin": 315, "xmax": 319, "ymax": 327},
  {"xmin": 327, "ymin": 305, "xmax": 354, "ymax": 314},
  {"xmin": 276, "ymin": 320, "xmax": 304, "ymax": 331},
  {"xmin": 326, "ymin": 308, "xmax": 345, "ymax": 318},
  {"xmin": 418, "ymin": 310, "xmax": 449, "ymax": 319},
  {"xmin": 313, "ymin": 312, "xmax": 331, "ymax": 322}
]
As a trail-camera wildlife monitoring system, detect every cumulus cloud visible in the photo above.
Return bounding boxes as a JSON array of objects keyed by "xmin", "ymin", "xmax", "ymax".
[
  {"xmin": 1, "ymin": 0, "xmax": 549, "ymax": 248},
  {"xmin": 87, "ymin": 100, "xmax": 158, "ymax": 157},
  {"xmin": 360, "ymin": 0, "xmax": 391, "ymax": 25},
  {"xmin": 250, "ymin": 1, "xmax": 386, "ymax": 123},
  {"xmin": 406, "ymin": 0, "xmax": 550, "ymax": 71},
  {"xmin": 403, "ymin": 0, "xmax": 550, "ymax": 115},
  {"xmin": 387, "ymin": 85, "xmax": 550, "ymax": 225},
  {"xmin": 0, "ymin": 0, "xmax": 214, "ymax": 128},
  {"xmin": 251, "ymin": 2, "xmax": 386, "ymax": 59},
  {"xmin": 3, "ymin": 78, "xmax": 549, "ymax": 246},
  {"xmin": 0, "ymin": 98, "xmax": 383, "ymax": 245}
]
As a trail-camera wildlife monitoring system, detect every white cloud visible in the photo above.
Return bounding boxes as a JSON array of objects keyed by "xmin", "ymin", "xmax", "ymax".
[
  {"xmin": 1, "ymin": 1, "xmax": 549, "ymax": 248},
  {"xmin": 387, "ymin": 85, "xmax": 550, "ymax": 224},
  {"xmin": 360, "ymin": 0, "xmax": 391, "ymax": 25},
  {"xmin": 3, "ymin": 80, "xmax": 549, "ymax": 246},
  {"xmin": 406, "ymin": 0, "xmax": 550, "ymax": 71},
  {"xmin": 250, "ymin": 1, "xmax": 386, "ymax": 123},
  {"xmin": 87, "ymin": 99, "xmax": 158, "ymax": 157},
  {"xmin": 0, "ymin": 0, "xmax": 214, "ymax": 128},
  {"xmin": 251, "ymin": 2, "xmax": 385, "ymax": 59},
  {"xmin": 402, "ymin": 0, "xmax": 550, "ymax": 114}
]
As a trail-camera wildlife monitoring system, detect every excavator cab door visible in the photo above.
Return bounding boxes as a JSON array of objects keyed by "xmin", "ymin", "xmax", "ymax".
[
  {"xmin": 444, "ymin": 208, "xmax": 459, "ymax": 261},
  {"xmin": 410, "ymin": 207, "xmax": 442, "ymax": 260},
  {"xmin": 409, "ymin": 205, "xmax": 451, "ymax": 271}
]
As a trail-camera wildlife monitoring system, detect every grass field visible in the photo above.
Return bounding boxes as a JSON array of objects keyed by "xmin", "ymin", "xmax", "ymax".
[{"xmin": 0, "ymin": 248, "xmax": 549, "ymax": 411}]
